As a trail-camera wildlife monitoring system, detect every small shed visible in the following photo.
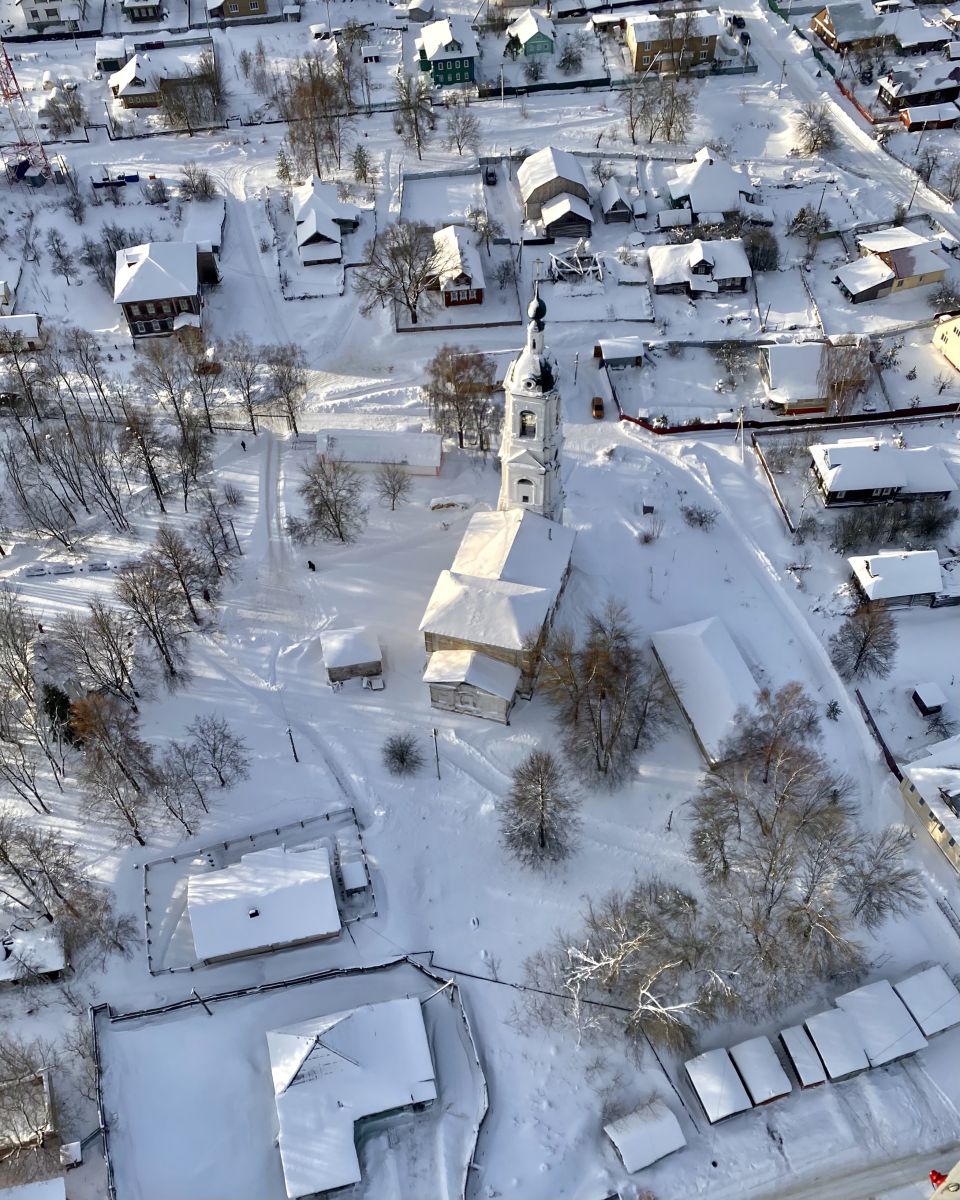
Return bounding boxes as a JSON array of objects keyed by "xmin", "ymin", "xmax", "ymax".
[
  {"xmin": 320, "ymin": 627, "xmax": 382, "ymax": 684},
  {"xmin": 541, "ymin": 192, "xmax": 593, "ymax": 239},
  {"xmin": 657, "ymin": 207, "xmax": 693, "ymax": 229},
  {"xmin": 423, "ymin": 649, "xmax": 520, "ymax": 723},
  {"xmin": 95, "ymin": 37, "xmax": 129, "ymax": 72},
  {"xmin": 778, "ymin": 1025, "xmax": 827, "ymax": 1089},
  {"xmin": 894, "ymin": 965, "xmax": 960, "ymax": 1036},
  {"xmin": 728, "ymin": 1037, "xmax": 792, "ymax": 1106},
  {"xmin": 0, "ymin": 921, "xmax": 66, "ymax": 985},
  {"xmin": 603, "ymin": 1099, "xmax": 686, "ymax": 1173},
  {"xmin": 835, "ymin": 980, "xmax": 929, "ymax": 1066},
  {"xmin": 849, "ymin": 549, "xmax": 943, "ymax": 608},
  {"xmin": 912, "ymin": 681, "xmax": 947, "ymax": 716},
  {"xmin": 684, "ymin": 1048, "xmax": 752, "ymax": 1124},
  {"xmin": 407, "ymin": 0, "xmax": 434, "ymax": 21},
  {"xmin": 804, "ymin": 1009, "xmax": 869, "ymax": 1080},
  {"xmin": 599, "ymin": 178, "xmax": 632, "ymax": 224},
  {"xmin": 595, "ymin": 336, "xmax": 644, "ymax": 368},
  {"xmin": 900, "ymin": 102, "xmax": 960, "ymax": 131}
]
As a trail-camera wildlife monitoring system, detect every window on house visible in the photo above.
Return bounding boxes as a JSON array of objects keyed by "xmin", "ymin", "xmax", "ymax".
[
  {"xmin": 45, "ymin": 7, "xmax": 58, "ymax": 15},
  {"xmin": 519, "ymin": 411, "xmax": 537, "ymax": 437},
  {"xmin": 644, "ymin": 39, "xmax": 652, "ymax": 49},
  {"xmin": 517, "ymin": 478, "xmax": 533, "ymax": 503},
  {"xmin": 249, "ymin": 0, "xmax": 259, "ymax": 7},
  {"xmin": 146, "ymin": 303, "xmax": 156, "ymax": 314},
  {"xmin": 702, "ymin": 34, "xmax": 709, "ymax": 42},
  {"xmin": 642, "ymin": 54, "xmax": 650, "ymax": 65},
  {"xmin": 455, "ymin": 72, "xmax": 461, "ymax": 80},
  {"xmin": 151, "ymin": 320, "xmax": 161, "ymax": 332},
  {"xmin": 700, "ymin": 49, "xmax": 707, "ymax": 58},
  {"xmin": 228, "ymin": 2, "xmax": 239, "ymax": 11},
  {"xmin": 30, "ymin": 8, "xmax": 40, "ymax": 16},
  {"xmin": 135, "ymin": 321, "xmax": 145, "ymax": 333},
  {"xmin": 160, "ymin": 301, "xmax": 172, "ymax": 314},
  {"xmin": 179, "ymin": 298, "xmax": 190, "ymax": 311}
]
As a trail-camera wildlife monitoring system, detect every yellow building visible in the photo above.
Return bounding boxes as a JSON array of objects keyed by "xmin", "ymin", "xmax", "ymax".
[{"xmin": 934, "ymin": 313, "xmax": 960, "ymax": 371}]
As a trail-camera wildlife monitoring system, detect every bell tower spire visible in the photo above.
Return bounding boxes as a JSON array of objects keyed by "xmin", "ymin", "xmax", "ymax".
[{"xmin": 497, "ymin": 285, "xmax": 564, "ymax": 522}]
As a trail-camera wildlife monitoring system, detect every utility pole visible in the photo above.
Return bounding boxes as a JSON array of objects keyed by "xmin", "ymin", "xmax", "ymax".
[
  {"xmin": 432, "ymin": 727, "xmax": 440, "ymax": 780},
  {"xmin": 906, "ymin": 173, "xmax": 921, "ymax": 213},
  {"xmin": 286, "ymin": 726, "xmax": 299, "ymax": 763},
  {"xmin": 777, "ymin": 59, "xmax": 787, "ymax": 99},
  {"xmin": 573, "ymin": 351, "xmax": 579, "ymax": 384}
]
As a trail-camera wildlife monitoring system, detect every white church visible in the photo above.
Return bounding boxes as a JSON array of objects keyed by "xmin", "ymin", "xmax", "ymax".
[{"xmin": 419, "ymin": 289, "xmax": 576, "ymax": 723}]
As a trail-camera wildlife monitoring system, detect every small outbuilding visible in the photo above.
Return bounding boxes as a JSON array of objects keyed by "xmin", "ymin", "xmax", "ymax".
[
  {"xmin": 0, "ymin": 921, "xmax": 66, "ymax": 986},
  {"xmin": 803, "ymin": 1009, "xmax": 869, "ymax": 1081},
  {"xmin": 517, "ymin": 146, "xmax": 589, "ymax": 220},
  {"xmin": 95, "ymin": 38, "xmax": 130, "ymax": 72},
  {"xmin": 594, "ymin": 336, "xmax": 644, "ymax": 368},
  {"xmin": 599, "ymin": 177, "xmax": 632, "ymax": 224},
  {"xmin": 540, "ymin": 192, "xmax": 593, "ymax": 239},
  {"xmin": 894, "ymin": 965, "xmax": 960, "ymax": 1036},
  {"xmin": 407, "ymin": 0, "xmax": 434, "ymax": 22},
  {"xmin": 912, "ymin": 681, "xmax": 947, "ymax": 716},
  {"xmin": 603, "ymin": 1098, "xmax": 686, "ymax": 1173},
  {"xmin": 778, "ymin": 1025, "xmax": 827, "ymax": 1089},
  {"xmin": 319, "ymin": 627, "xmax": 382, "ymax": 684},
  {"xmin": 423, "ymin": 649, "xmax": 520, "ymax": 723},
  {"xmin": 684, "ymin": 1048, "xmax": 752, "ymax": 1124},
  {"xmin": 728, "ymin": 1037, "xmax": 792, "ymax": 1106},
  {"xmin": 835, "ymin": 980, "xmax": 929, "ymax": 1066},
  {"xmin": 758, "ymin": 342, "xmax": 827, "ymax": 414},
  {"xmin": 0, "ymin": 315, "xmax": 45, "ymax": 351}
]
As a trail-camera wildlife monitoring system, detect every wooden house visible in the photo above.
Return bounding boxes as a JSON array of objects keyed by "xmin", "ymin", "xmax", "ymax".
[
  {"xmin": 113, "ymin": 242, "xmax": 202, "ymax": 338},
  {"xmin": 808, "ymin": 439, "xmax": 955, "ymax": 505},
  {"xmin": 900, "ymin": 735, "xmax": 960, "ymax": 874},
  {"xmin": 599, "ymin": 177, "xmax": 632, "ymax": 224},
  {"xmin": 848, "ymin": 549, "xmax": 943, "ymax": 608},
  {"xmin": 517, "ymin": 146, "xmax": 589, "ymax": 220},
  {"xmin": 834, "ymin": 229, "xmax": 945, "ymax": 303},
  {"xmin": 430, "ymin": 225, "xmax": 485, "ymax": 306},
  {"xmin": 0, "ymin": 314, "xmax": 46, "ymax": 352},
  {"xmin": 506, "ymin": 8, "xmax": 556, "ymax": 55},
  {"xmin": 206, "ymin": 0, "xmax": 267, "ymax": 17},
  {"xmin": 423, "ymin": 649, "xmax": 520, "ymax": 723},
  {"xmin": 415, "ymin": 17, "xmax": 478, "ymax": 86},
  {"xmin": 810, "ymin": 2, "xmax": 884, "ymax": 52},
  {"xmin": 624, "ymin": 10, "xmax": 720, "ymax": 72},
  {"xmin": 647, "ymin": 238, "xmax": 752, "ymax": 296}
]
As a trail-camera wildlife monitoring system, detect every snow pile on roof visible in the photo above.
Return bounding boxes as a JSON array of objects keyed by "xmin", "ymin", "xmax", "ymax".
[
  {"xmin": 431, "ymin": 225, "xmax": 485, "ymax": 293},
  {"xmin": 0, "ymin": 315, "xmax": 41, "ymax": 341},
  {"xmin": 517, "ymin": 146, "xmax": 588, "ymax": 203},
  {"xmin": 113, "ymin": 242, "xmax": 198, "ymax": 304},
  {"xmin": 849, "ymin": 549, "xmax": 943, "ymax": 601},
  {"xmin": 603, "ymin": 1098, "xmax": 686, "ymax": 1173},
  {"xmin": 416, "ymin": 16, "xmax": 478, "ymax": 61},
  {"xmin": 420, "ymin": 571, "xmax": 554, "ymax": 650},
  {"xmin": 651, "ymin": 617, "xmax": 758, "ymax": 764},
  {"xmin": 857, "ymin": 227, "xmax": 929, "ymax": 254},
  {"xmin": 804, "ymin": 1009, "xmax": 869, "ymax": 1079},
  {"xmin": 626, "ymin": 10, "xmax": 721, "ymax": 41},
  {"xmin": 319, "ymin": 626, "xmax": 381, "ymax": 670},
  {"xmin": 820, "ymin": 0, "xmax": 883, "ymax": 40},
  {"xmin": 647, "ymin": 238, "xmax": 752, "ymax": 293},
  {"xmin": 318, "ymin": 428, "xmax": 442, "ymax": 471},
  {"xmin": 541, "ymin": 192, "xmax": 593, "ymax": 228},
  {"xmin": 728, "ymin": 1037, "xmax": 792, "ymax": 1104},
  {"xmin": 181, "ymin": 198, "xmax": 226, "ymax": 252},
  {"xmin": 0, "ymin": 922, "xmax": 65, "ymax": 983},
  {"xmin": 187, "ymin": 845, "xmax": 341, "ymax": 961},
  {"xmin": 684, "ymin": 1048, "xmax": 752, "ymax": 1123},
  {"xmin": 506, "ymin": 8, "xmax": 556, "ymax": 45},
  {"xmin": 761, "ymin": 343, "xmax": 825, "ymax": 403},
  {"xmin": 422, "ymin": 649, "xmax": 521, "ymax": 699},
  {"xmin": 267, "ymin": 997, "xmax": 436, "ymax": 1197},
  {"xmin": 96, "ymin": 37, "xmax": 128, "ymax": 60},
  {"xmin": 894, "ymin": 965, "xmax": 960, "ymax": 1036},
  {"xmin": 835, "ymin": 980, "xmax": 929, "ymax": 1066},
  {"xmin": 667, "ymin": 147, "xmax": 752, "ymax": 215},
  {"xmin": 810, "ymin": 440, "xmax": 956, "ymax": 495},
  {"xmin": 779, "ymin": 1025, "xmax": 827, "ymax": 1087},
  {"xmin": 450, "ymin": 508, "xmax": 576, "ymax": 594}
]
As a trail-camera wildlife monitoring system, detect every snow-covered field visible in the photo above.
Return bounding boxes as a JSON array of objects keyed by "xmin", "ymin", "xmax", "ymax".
[{"xmin": 3, "ymin": 2, "xmax": 960, "ymax": 1199}]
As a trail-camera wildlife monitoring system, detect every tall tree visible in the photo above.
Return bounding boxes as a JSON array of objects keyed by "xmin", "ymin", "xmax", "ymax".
[
  {"xmin": 393, "ymin": 73, "xmax": 434, "ymax": 160},
  {"xmin": 114, "ymin": 560, "xmax": 190, "ymax": 680},
  {"xmin": 187, "ymin": 713, "xmax": 251, "ymax": 789},
  {"xmin": 829, "ymin": 604, "xmax": 898, "ymax": 681},
  {"xmin": 223, "ymin": 335, "xmax": 264, "ymax": 435},
  {"xmin": 424, "ymin": 345, "xmax": 497, "ymax": 448},
  {"xmin": 266, "ymin": 343, "xmax": 308, "ymax": 437},
  {"xmin": 289, "ymin": 456, "xmax": 367, "ymax": 544},
  {"xmin": 500, "ymin": 750, "xmax": 579, "ymax": 867},
  {"xmin": 353, "ymin": 221, "xmax": 439, "ymax": 326}
]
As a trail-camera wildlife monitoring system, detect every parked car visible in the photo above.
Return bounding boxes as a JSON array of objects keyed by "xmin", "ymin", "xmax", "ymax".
[
  {"xmin": 591, "ymin": 396, "xmax": 605, "ymax": 420},
  {"xmin": 484, "ymin": 165, "xmax": 497, "ymax": 186},
  {"xmin": 22, "ymin": 566, "xmax": 47, "ymax": 578},
  {"xmin": 50, "ymin": 564, "xmax": 76, "ymax": 575},
  {"xmin": 86, "ymin": 560, "xmax": 111, "ymax": 572}
]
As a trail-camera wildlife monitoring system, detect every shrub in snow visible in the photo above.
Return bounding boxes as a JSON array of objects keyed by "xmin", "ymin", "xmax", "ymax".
[
  {"xmin": 681, "ymin": 505, "xmax": 718, "ymax": 530},
  {"xmin": 382, "ymin": 732, "xmax": 424, "ymax": 776}
]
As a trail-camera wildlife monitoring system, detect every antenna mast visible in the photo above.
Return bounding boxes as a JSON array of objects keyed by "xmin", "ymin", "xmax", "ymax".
[{"xmin": 0, "ymin": 40, "xmax": 52, "ymax": 180}]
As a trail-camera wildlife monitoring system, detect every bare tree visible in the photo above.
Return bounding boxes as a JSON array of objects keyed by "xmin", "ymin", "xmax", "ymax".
[
  {"xmin": 796, "ymin": 101, "xmax": 836, "ymax": 155},
  {"xmin": 71, "ymin": 695, "xmax": 153, "ymax": 843},
  {"xmin": 140, "ymin": 339, "xmax": 190, "ymax": 438},
  {"xmin": 115, "ymin": 559, "xmax": 191, "ymax": 680},
  {"xmin": 290, "ymin": 455, "xmax": 368, "ymax": 544},
  {"xmin": 723, "ymin": 682, "xmax": 821, "ymax": 783},
  {"xmin": 939, "ymin": 158, "xmax": 960, "ymax": 201},
  {"xmin": 829, "ymin": 603, "xmax": 898, "ymax": 680},
  {"xmin": 44, "ymin": 229, "xmax": 77, "ymax": 286},
  {"xmin": 149, "ymin": 525, "xmax": 209, "ymax": 626},
  {"xmin": 658, "ymin": 77, "xmax": 696, "ymax": 144},
  {"xmin": 266, "ymin": 343, "xmax": 307, "ymax": 436},
  {"xmin": 465, "ymin": 207, "xmax": 505, "ymax": 257},
  {"xmin": 0, "ymin": 438, "xmax": 80, "ymax": 550},
  {"xmin": 620, "ymin": 76, "xmax": 661, "ymax": 144},
  {"xmin": 818, "ymin": 339, "xmax": 871, "ymax": 417},
  {"xmin": 279, "ymin": 53, "xmax": 355, "ymax": 173},
  {"xmin": 393, "ymin": 73, "xmax": 434, "ymax": 160},
  {"xmin": 382, "ymin": 731, "xmax": 423, "ymax": 775},
  {"xmin": 118, "ymin": 401, "xmax": 168, "ymax": 512},
  {"xmin": 181, "ymin": 340, "xmax": 223, "ymax": 434},
  {"xmin": 179, "ymin": 161, "xmax": 219, "ymax": 200},
  {"xmin": 186, "ymin": 713, "xmax": 250, "ymax": 789},
  {"xmin": 171, "ymin": 413, "xmax": 212, "ymax": 511},
  {"xmin": 841, "ymin": 826, "xmax": 924, "ymax": 929},
  {"xmin": 424, "ymin": 345, "xmax": 498, "ymax": 448},
  {"xmin": 223, "ymin": 335, "xmax": 264, "ymax": 435},
  {"xmin": 374, "ymin": 462, "xmax": 412, "ymax": 510},
  {"xmin": 443, "ymin": 94, "xmax": 480, "ymax": 155},
  {"xmin": 51, "ymin": 601, "xmax": 142, "ymax": 711},
  {"xmin": 151, "ymin": 746, "xmax": 205, "ymax": 835},
  {"xmin": 500, "ymin": 749, "xmax": 579, "ymax": 867},
  {"xmin": 354, "ymin": 221, "xmax": 440, "ymax": 326}
]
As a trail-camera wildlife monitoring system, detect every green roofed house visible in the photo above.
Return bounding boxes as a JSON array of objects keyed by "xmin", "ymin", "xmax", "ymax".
[{"xmin": 416, "ymin": 16, "xmax": 479, "ymax": 86}]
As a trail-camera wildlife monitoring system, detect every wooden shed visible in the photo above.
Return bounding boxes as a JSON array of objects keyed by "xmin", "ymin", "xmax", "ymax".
[
  {"xmin": 778, "ymin": 1025, "xmax": 827, "ymax": 1089},
  {"xmin": 319, "ymin": 627, "xmax": 382, "ymax": 684},
  {"xmin": 684, "ymin": 1048, "xmax": 752, "ymax": 1124},
  {"xmin": 728, "ymin": 1037, "xmax": 792, "ymax": 1106},
  {"xmin": 423, "ymin": 649, "xmax": 520, "ymax": 723},
  {"xmin": 912, "ymin": 681, "xmax": 947, "ymax": 716},
  {"xmin": 803, "ymin": 1009, "xmax": 869, "ymax": 1081}
]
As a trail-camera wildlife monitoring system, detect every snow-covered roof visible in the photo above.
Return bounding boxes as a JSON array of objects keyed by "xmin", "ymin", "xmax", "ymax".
[
  {"xmin": 319, "ymin": 626, "xmax": 381, "ymax": 669},
  {"xmin": 647, "ymin": 238, "xmax": 752, "ymax": 292},
  {"xmin": 885, "ymin": 7, "xmax": 951, "ymax": 44},
  {"xmin": 835, "ymin": 980, "xmax": 929, "ymax": 1065},
  {"xmin": 108, "ymin": 53, "xmax": 148, "ymax": 96},
  {"xmin": 506, "ymin": 8, "xmax": 556, "ymax": 44},
  {"xmin": 820, "ymin": 0, "xmax": 883, "ymax": 38},
  {"xmin": 416, "ymin": 16, "xmax": 478, "ymax": 61},
  {"xmin": 113, "ymin": 242, "xmax": 198, "ymax": 304},
  {"xmin": 761, "ymin": 342, "xmax": 825, "ymax": 402},
  {"xmin": 0, "ymin": 922, "xmax": 65, "ymax": 983},
  {"xmin": 894, "ymin": 965, "xmax": 960, "ymax": 1036},
  {"xmin": 804, "ymin": 1009, "xmax": 869, "ymax": 1078},
  {"xmin": 541, "ymin": 192, "xmax": 593, "ymax": 228},
  {"xmin": 849, "ymin": 549, "xmax": 943, "ymax": 601},
  {"xmin": 667, "ymin": 146, "xmax": 752, "ymax": 215},
  {"xmin": 318, "ymin": 428, "xmax": 442, "ymax": 470},
  {"xmin": 835, "ymin": 254, "xmax": 894, "ymax": 296},
  {"xmin": 603, "ymin": 1099, "xmax": 686, "ymax": 1173},
  {"xmin": 684, "ymin": 1048, "xmax": 752, "ymax": 1123},
  {"xmin": 187, "ymin": 845, "xmax": 341, "ymax": 960},
  {"xmin": 902, "ymin": 733, "xmax": 960, "ymax": 847},
  {"xmin": 599, "ymin": 176, "xmax": 630, "ymax": 215},
  {"xmin": 181, "ymin": 198, "xmax": 226, "ymax": 252},
  {"xmin": 291, "ymin": 175, "xmax": 361, "ymax": 228},
  {"xmin": 779, "ymin": 1025, "xmax": 827, "ymax": 1087},
  {"xmin": 914, "ymin": 681, "xmax": 948, "ymax": 708},
  {"xmin": 810, "ymin": 440, "xmax": 955, "ymax": 495},
  {"xmin": 419, "ymin": 571, "xmax": 554, "ymax": 650},
  {"xmin": 296, "ymin": 206, "xmax": 341, "ymax": 249},
  {"xmin": 422, "ymin": 649, "xmax": 521, "ymax": 699},
  {"xmin": 96, "ymin": 37, "xmax": 127, "ymax": 59},
  {"xmin": 431, "ymin": 225, "xmax": 485, "ymax": 292},
  {"xmin": 651, "ymin": 617, "xmax": 758, "ymax": 764},
  {"xmin": 901, "ymin": 101, "xmax": 960, "ymax": 122},
  {"xmin": 626, "ymin": 10, "xmax": 721, "ymax": 39},
  {"xmin": 598, "ymin": 335, "xmax": 644, "ymax": 362},
  {"xmin": 450, "ymin": 508, "xmax": 575, "ymax": 596},
  {"xmin": 268, "ymin": 997, "xmax": 436, "ymax": 1197},
  {"xmin": 0, "ymin": 1181, "xmax": 67, "ymax": 1200},
  {"xmin": 860, "ymin": 227, "xmax": 937, "ymax": 252},
  {"xmin": 0, "ymin": 314, "xmax": 41, "ymax": 341},
  {"xmin": 728, "ymin": 1037, "xmax": 792, "ymax": 1104},
  {"xmin": 517, "ymin": 146, "xmax": 588, "ymax": 202}
]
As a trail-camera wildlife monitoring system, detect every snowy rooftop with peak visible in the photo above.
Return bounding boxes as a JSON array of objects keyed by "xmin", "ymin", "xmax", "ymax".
[
  {"xmin": 517, "ymin": 146, "xmax": 588, "ymax": 201},
  {"xmin": 113, "ymin": 242, "xmax": 198, "ymax": 304},
  {"xmin": 319, "ymin": 626, "xmax": 380, "ymax": 669},
  {"xmin": 450, "ymin": 509, "xmax": 574, "ymax": 593},
  {"xmin": 422, "ymin": 649, "xmax": 521, "ymax": 699},
  {"xmin": 849, "ymin": 550, "xmax": 943, "ymax": 601},
  {"xmin": 810, "ymin": 440, "xmax": 956, "ymax": 494},
  {"xmin": 419, "ymin": 571, "xmax": 553, "ymax": 650}
]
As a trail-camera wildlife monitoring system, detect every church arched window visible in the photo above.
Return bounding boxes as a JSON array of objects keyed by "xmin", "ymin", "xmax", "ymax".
[
  {"xmin": 519, "ymin": 411, "xmax": 537, "ymax": 438},
  {"xmin": 516, "ymin": 478, "xmax": 534, "ymax": 503}
]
